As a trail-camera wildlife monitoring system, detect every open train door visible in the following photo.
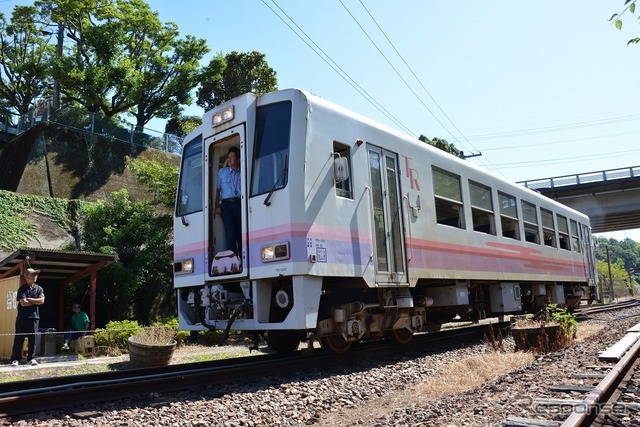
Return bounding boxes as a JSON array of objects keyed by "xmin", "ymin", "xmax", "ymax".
[
  {"xmin": 207, "ymin": 125, "xmax": 249, "ymax": 281},
  {"xmin": 366, "ymin": 145, "xmax": 407, "ymax": 285}
]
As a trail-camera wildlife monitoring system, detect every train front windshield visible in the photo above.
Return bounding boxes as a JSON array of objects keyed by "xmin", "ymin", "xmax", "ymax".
[{"xmin": 251, "ymin": 101, "xmax": 292, "ymax": 196}]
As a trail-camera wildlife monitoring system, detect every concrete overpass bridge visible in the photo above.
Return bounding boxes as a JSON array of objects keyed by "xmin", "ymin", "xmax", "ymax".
[{"xmin": 519, "ymin": 166, "xmax": 640, "ymax": 234}]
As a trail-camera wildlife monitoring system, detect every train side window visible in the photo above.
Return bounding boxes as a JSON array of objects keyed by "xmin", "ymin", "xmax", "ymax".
[
  {"xmin": 557, "ymin": 214, "xmax": 570, "ymax": 250},
  {"xmin": 521, "ymin": 200, "xmax": 539, "ymax": 244},
  {"xmin": 333, "ymin": 142, "xmax": 353, "ymax": 199},
  {"xmin": 570, "ymin": 219, "xmax": 581, "ymax": 252},
  {"xmin": 498, "ymin": 192, "xmax": 520, "ymax": 240},
  {"xmin": 432, "ymin": 167, "xmax": 465, "ymax": 229},
  {"xmin": 541, "ymin": 208, "xmax": 556, "ymax": 247},
  {"xmin": 469, "ymin": 180, "xmax": 495, "ymax": 235}
]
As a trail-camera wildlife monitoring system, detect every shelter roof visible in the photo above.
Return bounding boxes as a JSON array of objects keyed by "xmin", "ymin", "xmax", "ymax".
[{"xmin": 0, "ymin": 247, "xmax": 117, "ymax": 284}]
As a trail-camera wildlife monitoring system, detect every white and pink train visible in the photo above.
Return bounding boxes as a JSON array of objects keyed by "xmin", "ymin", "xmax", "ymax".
[{"xmin": 173, "ymin": 89, "xmax": 597, "ymax": 353}]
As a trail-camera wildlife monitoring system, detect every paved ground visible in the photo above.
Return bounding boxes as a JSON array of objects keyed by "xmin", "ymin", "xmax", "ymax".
[{"xmin": 0, "ymin": 353, "xmax": 129, "ymax": 373}]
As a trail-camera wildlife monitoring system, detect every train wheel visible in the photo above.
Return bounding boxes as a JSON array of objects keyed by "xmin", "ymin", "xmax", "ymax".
[
  {"xmin": 320, "ymin": 335, "xmax": 353, "ymax": 354},
  {"xmin": 265, "ymin": 330, "xmax": 302, "ymax": 353},
  {"xmin": 391, "ymin": 328, "xmax": 414, "ymax": 345}
]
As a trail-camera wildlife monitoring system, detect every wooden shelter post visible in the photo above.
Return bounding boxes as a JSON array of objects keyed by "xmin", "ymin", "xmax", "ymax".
[{"xmin": 90, "ymin": 270, "xmax": 97, "ymax": 330}]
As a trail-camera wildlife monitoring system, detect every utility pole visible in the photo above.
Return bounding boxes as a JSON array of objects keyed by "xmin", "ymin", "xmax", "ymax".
[
  {"xmin": 605, "ymin": 244, "xmax": 614, "ymax": 303},
  {"xmin": 52, "ymin": 24, "xmax": 63, "ymax": 110}
]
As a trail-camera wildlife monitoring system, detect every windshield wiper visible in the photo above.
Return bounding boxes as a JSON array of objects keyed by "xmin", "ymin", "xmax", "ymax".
[
  {"xmin": 178, "ymin": 190, "xmax": 190, "ymax": 226},
  {"xmin": 264, "ymin": 155, "xmax": 288, "ymax": 207}
]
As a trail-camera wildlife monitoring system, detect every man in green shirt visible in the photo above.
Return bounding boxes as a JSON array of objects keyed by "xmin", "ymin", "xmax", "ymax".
[{"xmin": 61, "ymin": 303, "xmax": 89, "ymax": 351}]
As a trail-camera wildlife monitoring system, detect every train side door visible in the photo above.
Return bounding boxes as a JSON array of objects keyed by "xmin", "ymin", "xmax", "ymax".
[
  {"xmin": 207, "ymin": 125, "xmax": 249, "ymax": 280},
  {"xmin": 367, "ymin": 146, "xmax": 407, "ymax": 284}
]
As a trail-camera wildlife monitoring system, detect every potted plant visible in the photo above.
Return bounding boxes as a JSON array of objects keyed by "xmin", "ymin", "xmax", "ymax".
[
  {"xmin": 511, "ymin": 317, "xmax": 560, "ymax": 351},
  {"xmin": 511, "ymin": 304, "xmax": 577, "ymax": 352},
  {"xmin": 128, "ymin": 326, "xmax": 177, "ymax": 367}
]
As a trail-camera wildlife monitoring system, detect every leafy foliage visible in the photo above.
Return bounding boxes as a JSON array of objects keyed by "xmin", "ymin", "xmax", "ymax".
[
  {"xmin": 0, "ymin": 190, "xmax": 82, "ymax": 250},
  {"xmin": 36, "ymin": 0, "xmax": 209, "ymax": 126},
  {"xmin": 597, "ymin": 258, "xmax": 636, "ymax": 298},
  {"xmin": 0, "ymin": 6, "xmax": 53, "ymax": 115},
  {"xmin": 197, "ymin": 51, "xmax": 278, "ymax": 111},
  {"xmin": 418, "ymin": 135, "xmax": 461, "ymax": 156},
  {"xmin": 594, "ymin": 236, "xmax": 640, "ymax": 298},
  {"xmin": 94, "ymin": 319, "xmax": 141, "ymax": 351},
  {"xmin": 125, "ymin": 153, "xmax": 178, "ymax": 208},
  {"xmin": 2, "ymin": 1, "xmax": 278, "ymax": 133},
  {"xmin": 610, "ymin": 1, "xmax": 640, "ymax": 44},
  {"xmin": 94, "ymin": 318, "xmax": 188, "ymax": 352},
  {"xmin": 81, "ymin": 189, "xmax": 173, "ymax": 323},
  {"xmin": 164, "ymin": 115, "xmax": 202, "ymax": 139},
  {"xmin": 546, "ymin": 304, "xmax": 577, "ymax": 338}
]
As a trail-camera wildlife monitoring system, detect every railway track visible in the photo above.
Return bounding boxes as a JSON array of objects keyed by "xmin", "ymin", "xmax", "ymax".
[
  {"xmin": 504, "ymin": 319, "xmax": 640, "ymax": 427},
  {"xmin": 575, "ymin": 298, "xmax": 640, "ymax": 317},
  {"xmin": 0, "ymin": 322, "xmax": 504, "ymax": 418}
]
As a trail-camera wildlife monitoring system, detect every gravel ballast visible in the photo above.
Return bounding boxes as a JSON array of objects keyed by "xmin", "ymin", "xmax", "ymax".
[{"xmin": 5, "ymin": 307, "xmax": 639, "ymax": 427}]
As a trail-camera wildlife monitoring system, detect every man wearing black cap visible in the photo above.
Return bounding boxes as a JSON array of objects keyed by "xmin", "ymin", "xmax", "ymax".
[
  {"xmin": 61, "ymin": 303, "xmax": 90, "ymax": 351},
  {"xmin": 10, "ymin": 268, "xmax": 45, "ymax": 366}
]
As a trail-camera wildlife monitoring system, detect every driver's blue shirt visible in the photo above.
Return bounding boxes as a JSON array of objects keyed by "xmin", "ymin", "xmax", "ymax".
[{"xmin": 217, "ymin": 166, "xmax": 241, "ymax": 200}]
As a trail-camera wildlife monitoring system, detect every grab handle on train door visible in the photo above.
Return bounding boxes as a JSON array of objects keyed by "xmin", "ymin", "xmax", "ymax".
[
  {"xmin": 364, "ymin": 186, "xmax": 375, "ymax": 262},
  {"xmin": 403, "ymin": 194, "xmax": 413, "ymax": 261}
]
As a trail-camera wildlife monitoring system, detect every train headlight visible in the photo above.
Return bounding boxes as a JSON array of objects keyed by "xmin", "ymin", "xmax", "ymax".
[
  {"xmin": 262, "ymin": 246, "xmax": 274, "ymax": 260},
  {"xmin": 261, "ymin": 242, "xmax": 290, "ymax": 262},
  {"xmin": 212, "ymin": 106, "xmax": 234, "ymax": 127},
  {"xmin": 174, "ymin": 258, "xmax": 194, "ymax": 274}
]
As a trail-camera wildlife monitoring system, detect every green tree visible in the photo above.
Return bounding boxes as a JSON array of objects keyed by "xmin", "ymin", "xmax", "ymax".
[
  {"xmin": 594, "ymin": 236, "xmax": 640, "ymax": 297},
  {"xmin": 0, "ymin": 6, "xmax": 53, "ymax": 115},
  {"xmin": 196, "ymin": 51, "xmax": 278, "ymax": 111},
  {"xmin": 165, "ymin": 115, "xmax": 202, "ymax": 139},
  {"xmin": 81, "ymin": 189, "xmax": 173, "ymax": 323},
  {"xmin": 37, "ymin": 0, "xmax": 208, "ymax": 126},
  {"xmin": 419, "ymin": 135, "xmax": 461, "ymax": 156},
  {"xmin": 125, "ymin": 153, "xmax": 178, "ymax": 209},
  {"xmin": 594, "ymin": 237, "xmax": 640, "ymax": 272},
  {"xmin": 597, "ymin": 258, "xmax": 636, "ymax": 299}
]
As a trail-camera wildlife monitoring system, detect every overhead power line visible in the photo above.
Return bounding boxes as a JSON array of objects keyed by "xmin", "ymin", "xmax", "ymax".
[
  {"xmin": 453, "ymin": 113, "xmax": 640, "ymax": 143},
  {"xmin": 262, "ymin": 0, "xmax": 415, "ymax": 136},
  {"xmin": 353, "ymin": 1, "xmax": 485, "ymax": 158},
  {"xmin": 477, "ymin": 129, "xmax": 640, "ymax": 152},
  {"xmin": 488, "ymin": 148, "xmax": 640, "ymax": 169}
]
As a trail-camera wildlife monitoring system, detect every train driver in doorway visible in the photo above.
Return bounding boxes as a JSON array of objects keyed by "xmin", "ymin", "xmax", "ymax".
[{"xmin": 214, "ymin": 147, "xmax": 242, "ymax": 259}]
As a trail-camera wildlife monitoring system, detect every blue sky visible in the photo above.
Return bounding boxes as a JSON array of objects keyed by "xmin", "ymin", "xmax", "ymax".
[{"xmin": 3, "ymin": 0, "xmax": 639, "ymax": 240}]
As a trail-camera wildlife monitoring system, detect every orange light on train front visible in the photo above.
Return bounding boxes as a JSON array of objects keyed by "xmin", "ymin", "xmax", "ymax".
[
  {"xmin": 261, "ymin": 242, "xmax": 290, "ymax": 262},
  {"xmin": 174, "ymin": 258, "xmax": 194, "ymax": 274},
  {"xmin": 212, "ymin": 106, "xmax": 234, "ymax": 127}
]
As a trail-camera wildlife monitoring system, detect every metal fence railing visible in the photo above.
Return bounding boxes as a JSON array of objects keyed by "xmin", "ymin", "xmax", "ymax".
[
  {"xmin": 2, "ymin": 100, "xmax": 183, "ymax": 155},
  {"xmin": 519, "ymin": 166, "xmax": 640, "ymax": 190}
]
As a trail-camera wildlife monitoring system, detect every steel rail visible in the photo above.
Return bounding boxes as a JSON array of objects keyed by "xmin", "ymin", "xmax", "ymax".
[
  {"xmin": 575, "ymin": 299, "xmax": 640, "ymax": 317},
  {"xmin": 0, "ymin": 323, "xmax": 503, "ymax": 418},
  {"xmin": 561, "ymin": 333, "xmax": 640, "ymax": 426}
]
